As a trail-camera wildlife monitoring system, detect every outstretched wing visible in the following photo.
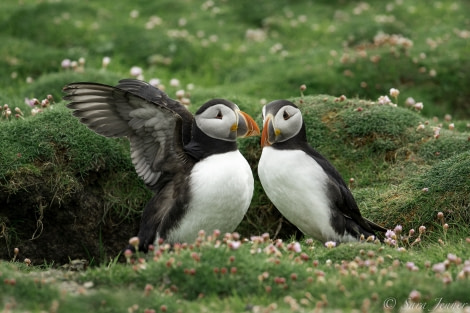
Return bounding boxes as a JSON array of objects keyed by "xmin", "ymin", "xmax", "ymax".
[
  {"xmin": 63, "ymin": 81, "xmax": 195, "ymax": 193},
  {"xmin": 115, "ymin": 79, "xmax": 193, "ymax": 146}
]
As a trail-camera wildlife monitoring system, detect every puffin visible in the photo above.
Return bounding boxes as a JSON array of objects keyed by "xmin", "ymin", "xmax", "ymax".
[
  {"xmin": 257, "ymin": 100, "xmax": 385, "ymax": 243},
  {"xmin": 63, "ymin": 79, "xmax": 260, "ymax": 251}
]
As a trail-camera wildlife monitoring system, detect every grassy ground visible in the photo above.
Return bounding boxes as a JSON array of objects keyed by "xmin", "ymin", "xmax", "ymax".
[
  {"xmin": 1, "ymin": 0, "xmax": 470, "ymax": 311},
  {"xmin": 2, "ymin": 229, "xmax": 470, "ymax": 312}
]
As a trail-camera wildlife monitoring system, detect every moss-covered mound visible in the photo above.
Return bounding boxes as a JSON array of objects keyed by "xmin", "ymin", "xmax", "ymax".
[
  {"xmin": 0, "ymin": 105, "xmax": 151, "ymax": 264},
  {"xmin": 1, "ymin": 95, "xmax": 469, "ymax": 264}
]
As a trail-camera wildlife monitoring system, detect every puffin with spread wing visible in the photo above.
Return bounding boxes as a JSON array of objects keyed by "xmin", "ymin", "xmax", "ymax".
[
  {"xmin": 258, "ymin": 100, "xmax": 385, "ymax": 243},
  {"xmin": 63, "ymin": 79, "xmax": 259, "ymax": 251}
]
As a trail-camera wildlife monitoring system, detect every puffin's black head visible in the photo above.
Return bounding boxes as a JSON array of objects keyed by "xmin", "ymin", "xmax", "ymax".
[
  {"xmin": 195, "ymin": 99, "xmax": 259, "ymax": 142},
  {"xmin": 185, "ymin": 99, "xmax": 260, "ymax": 160},
  {"xmin": 261, "ymin": 100, "xmax": 306, "ymax": 148}
]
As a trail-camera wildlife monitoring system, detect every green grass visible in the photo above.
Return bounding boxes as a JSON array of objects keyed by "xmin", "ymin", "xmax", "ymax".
[
  {"xmin": 2, "ymin": 230, "xmax": 470, "ymax": 312},
  {"xmin": 1, "ymin": 0, "xmax": 470, "ymax": 311}
]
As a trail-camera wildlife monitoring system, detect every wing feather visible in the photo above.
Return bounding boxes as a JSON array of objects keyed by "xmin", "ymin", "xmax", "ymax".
[{"xmin": 63, "ymin": 80, "xmax": 195, "ymax": 192}]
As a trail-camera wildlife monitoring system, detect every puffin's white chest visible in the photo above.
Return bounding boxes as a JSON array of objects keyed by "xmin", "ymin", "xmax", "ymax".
[
  {"xmin": 166, "ymin": 150, "xmax": 253, "ymax": 243},
  {"xmin": 258, "ymin": 147, "xmax": 343, "ymax": 242}
]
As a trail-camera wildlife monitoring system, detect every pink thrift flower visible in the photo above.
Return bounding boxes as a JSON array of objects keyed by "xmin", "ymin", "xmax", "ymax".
[{"xmin": 324, "ymin": 241, "xmax": 336, "ymax": 249}]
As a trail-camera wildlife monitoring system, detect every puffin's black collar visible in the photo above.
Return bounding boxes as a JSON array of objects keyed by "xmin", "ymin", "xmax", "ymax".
[{"xmin": 184, "ymin": 124, "xmax": 237, "ymax": 161}]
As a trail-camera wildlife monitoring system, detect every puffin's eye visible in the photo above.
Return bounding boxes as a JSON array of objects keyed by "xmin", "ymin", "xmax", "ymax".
[
  {"xmin": 215, "ymin": 111, "xmax": 223, "ymax": 119},
  {"xmin": 283, "ymin": 110, "xmax": 290, "ymax": 120}
]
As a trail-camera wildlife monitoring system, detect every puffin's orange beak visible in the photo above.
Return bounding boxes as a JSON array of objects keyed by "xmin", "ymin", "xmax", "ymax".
[
  {"xmin": 236, "ymin": 111, "xmax": 260, "ymax": 138},
  {"xmin": 261, "ymin": 116, "xmax": 271, "ymax": 148}
]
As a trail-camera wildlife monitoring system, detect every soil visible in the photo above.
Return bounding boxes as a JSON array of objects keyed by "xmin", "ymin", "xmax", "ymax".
[{"xmin": 0, "ymin": 171, "xmax": 141, "ymax": 266}]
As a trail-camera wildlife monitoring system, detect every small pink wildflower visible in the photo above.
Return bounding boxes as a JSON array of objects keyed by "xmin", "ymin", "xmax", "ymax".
[
  {"xmin": 229, "ymin": 240, "xmax": 241, "ymax": 250},
  {"xmin": 129, "ymin": 236, "xmax": 140, "ymax": 249},
  {"xmin": 293, "ymin": 241, "xmax": 302, "ymax": 252},
  {"xmin": 393, "ymin": 225, "xmax": 403, "ymax": 234},
  {"xmin": 324, "ymin": 241, "xmax": 336, "ymax": 249},
  {"xmin": 409, "ymin": 290, "xmax": 421, "ymax": 302},
  {"xmin": 61, "ymin": 59, "xmax": 71, "ymax": 68},
  {"xmin": 447, "ymin": 253, "xmax": 458, "ymax": 263},
  {"xmin": 432, "ymin": 262, "xmax": 446, "ymax": 273},
  {"xmin": 377, "ymin": 95, "xmax": 392, "ymax": 105},
  {"xmin": 414, "ymin": 102, "xmax": 424, "ymax": 111},
  {"xmin": 385, "ymin": 229, "xmax": 396, "ymax": 239}
]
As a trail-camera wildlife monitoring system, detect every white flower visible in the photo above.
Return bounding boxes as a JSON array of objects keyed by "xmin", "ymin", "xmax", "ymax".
[
  {"xmin": 377, "ymin": 95, "xmax": 392, "ymax": 105},
  {"xmin": 149, "ymin": 78, "xmax": 161, "ymax": 87},
  {"xmin": 181, "ymin": 98, "xmax": 191, "ymax": 106},
  {"xmin": 130, "ymin": 9, "xmax": 139, "ymax": 18},
  {"xmin": 31, "ymin": 108, "xmax": 40, "ymax": 116},
  {"xmin": 102, "ymin": 56, "xmax": 111, "ymax": 68},
  {"xmin": 170, "ymin": 78, "xmax": 180, "ymax": 87},
  {"xmin": 130, "ymin": 66, "xmax": 143, "ymax": 77},
  {"xmin": 175, "ymin": 89, "xmax": 185, "ymax": 99},
  {"xmin": 405, "ymin": 97, "xmax": 416, "ymax": 107},
  {"xmin": 128, "ymin": 236, "xmax": 140, "ymax": 248},
  {"xmin": 389, "ymin": 88, "xmax": 400, "ymax": 98},
  {"xmin": 245, "ymin": 29, "xmax": 267, "ymax": 42},
  {"xmin": 433, "ymin": 127, "xmax": 440, "ymax": 138}
]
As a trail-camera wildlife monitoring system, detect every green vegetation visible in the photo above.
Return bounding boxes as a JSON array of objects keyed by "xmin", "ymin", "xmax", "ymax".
[
  {"xmin": 1, "ymin": 0, "xmax": 470, "ymax": 311},
  {"xmin": 2, "ymin": 230, "xmax": 470, "ymax": 312}
]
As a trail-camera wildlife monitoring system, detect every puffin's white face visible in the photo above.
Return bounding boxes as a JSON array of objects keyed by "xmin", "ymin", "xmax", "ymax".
[
  {"xmin": 261, "ymin": 101, "xmax": 303, "ymax": 147},
  {"xmin": 196, "ymin": 101, "xmax": 259, "ymax": 141}
]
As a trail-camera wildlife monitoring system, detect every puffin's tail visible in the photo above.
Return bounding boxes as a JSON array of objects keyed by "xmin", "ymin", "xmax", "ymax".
[{"xmin": 364, "ymin": 217, "xmax": 387, "ymax": 233}]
